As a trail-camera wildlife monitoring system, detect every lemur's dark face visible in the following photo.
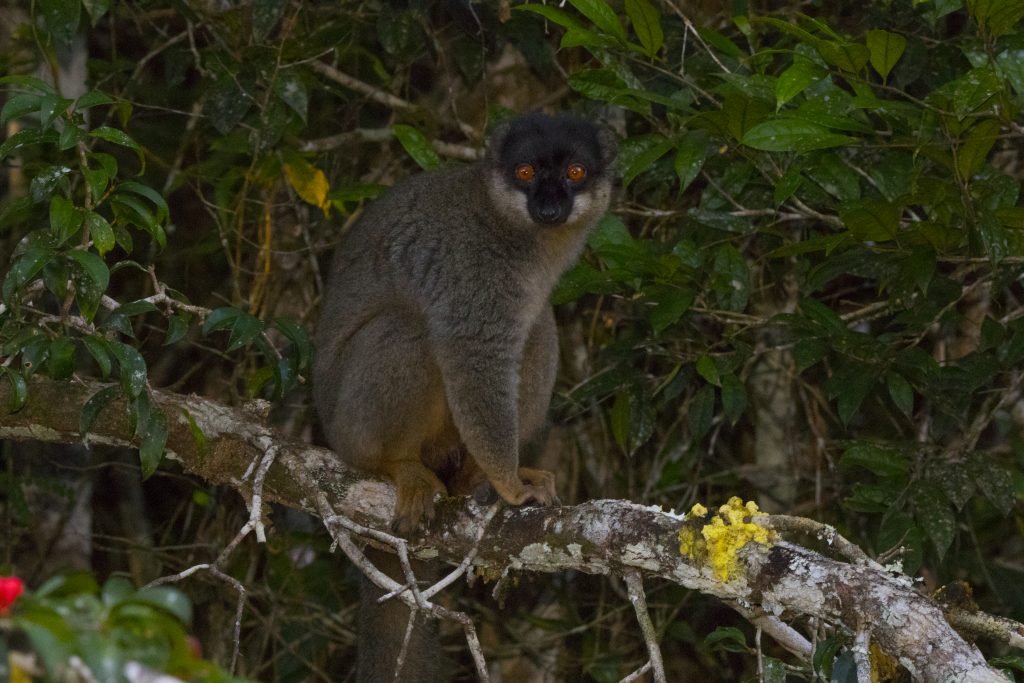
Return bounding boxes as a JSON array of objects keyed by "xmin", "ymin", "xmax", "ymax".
[{"xmin": 488, "ymin": 114, "xmax": 616, "ymax": 227}]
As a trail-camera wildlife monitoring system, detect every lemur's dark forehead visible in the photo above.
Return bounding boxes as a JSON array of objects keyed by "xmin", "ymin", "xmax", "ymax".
[{"xmin": 497, "ymin": 116, "xmax": 603, "ymax": 166}]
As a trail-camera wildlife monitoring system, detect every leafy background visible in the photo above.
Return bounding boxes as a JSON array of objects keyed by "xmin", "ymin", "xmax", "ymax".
[{"xmin": 1, "ymin": 0, "xmax": 1024, "ymax": 680}]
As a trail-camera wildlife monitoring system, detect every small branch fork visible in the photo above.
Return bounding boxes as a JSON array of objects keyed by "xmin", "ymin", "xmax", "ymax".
[
  {"xmin": 141, "ymin": 428, "xmax": 279, "ymax": 673},
  {"xmin": 315, "ymin": 493, "xmax": 494, "ymax": 682}
]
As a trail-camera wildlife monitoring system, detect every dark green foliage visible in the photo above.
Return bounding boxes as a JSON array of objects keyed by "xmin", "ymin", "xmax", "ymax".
[{"xmin": 1, "ymin": 0, "xmax": 1023, "ymax": 681}]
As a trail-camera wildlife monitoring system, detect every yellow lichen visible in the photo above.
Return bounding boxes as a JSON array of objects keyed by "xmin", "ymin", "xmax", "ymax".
[
  {"xmin": 869, "ymin": 642, "xmax": 900, "ymax": 683},
  {"xmin": 677, "ymin": 497, "xmax": 777, "ymax": 582}
]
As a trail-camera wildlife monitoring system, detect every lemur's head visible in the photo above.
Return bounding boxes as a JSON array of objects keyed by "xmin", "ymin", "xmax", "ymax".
[{"xmin": 486, "ymin": 113, "xmax": 617, "ymax": 229}]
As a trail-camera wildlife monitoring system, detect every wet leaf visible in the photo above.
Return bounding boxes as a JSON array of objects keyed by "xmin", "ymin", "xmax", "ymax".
[{"xmin": 742, "ymin": 119, "xmax": 856, "ymax": 152}]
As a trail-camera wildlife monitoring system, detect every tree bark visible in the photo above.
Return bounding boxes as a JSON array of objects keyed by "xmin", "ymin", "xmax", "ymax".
[{"xmin": 0, "ymin": 377, "xmax": 1011, "ymax": 683}]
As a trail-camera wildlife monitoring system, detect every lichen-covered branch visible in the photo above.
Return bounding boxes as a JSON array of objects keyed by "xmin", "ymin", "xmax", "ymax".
[{"xmin": 0, "ymin": 377, "xmax": 1013, "ymax": 683}]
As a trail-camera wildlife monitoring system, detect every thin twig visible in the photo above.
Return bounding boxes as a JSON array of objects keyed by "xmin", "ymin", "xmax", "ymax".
[
  {"xmin": 309, "ymin": 61, "xmax": 416, "ymax": 111},
  {"xmin": 624, "ymin": 571, "xmax": 666, "ymax": 683}
]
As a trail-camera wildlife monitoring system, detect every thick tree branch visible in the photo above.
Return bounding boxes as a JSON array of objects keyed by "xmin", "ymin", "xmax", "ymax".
[{"xmin": 0, "ymin": 377, "xmax": 1014, "ymax": 683}]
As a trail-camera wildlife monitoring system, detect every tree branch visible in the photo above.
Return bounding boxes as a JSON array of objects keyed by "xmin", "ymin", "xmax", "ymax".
[{"xmin": 0, "ymin": 377, "xmax": 1013, "ymax": 683}]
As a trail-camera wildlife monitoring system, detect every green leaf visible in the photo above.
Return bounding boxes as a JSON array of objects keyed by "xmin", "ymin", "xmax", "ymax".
[
  {"xmin": 274, "ymin": 317, "xmax": 312, "ymax": 369},
  {"xmin": 567, "ymin": 68, "xmax": 651, "ymax": 114},
  {"xmin": 907, "ymin": 247, "xmax": 936, "ymax": 294},
  {"xmin": 996, "ymin": 207, "xmax": 1024, "ymax": 230},
  {"xmin": 117, "ymin": 181, "xmax": 169, "ymax": 223},
  {"xmin": 913, "ymin": 483, "xmax": 956, "ymax": 559},
  {"xmin": 108, "ymin": 341, "xmax": 148, "ymax": 397},
  {"xmin": 81, "ymin": 336, "xmax": 112, "ymax": 378},
  {"xmin": 610, "ymin": 390, "xmax": 631, "ymax": 455},
  {"xmin": 705, "ymin": 626, "xmax": 749, "ymax": 653},
  {"xmin": 568, "ymin": 0, "xmax": 627, "ymax": 41},
  {"xmin": 66, "ymin": 249, "xmax": 110, "ymax": 293},
  {"xmin": 0, "ymin": 75, "xmax": 55, "ymax": 93},
  {"xmin": 202, "ymin": 306, "xmax": 242, "ymax": 335},
  {"xmin": 935, "ymin": 462, "xmax": 975, "ymax": 511},
  {"xmin": 886, "ymin": 371, "xmax": 914, "ymax": 418},
  {"xmin": 39, "ymin": 0, "xmax": 81, "ymax": 44},
  {"xmin": 133, "ymin": 586, "xmax": 193, "ymax": 624},
  {"xmin": 644, "ymin": 285, "xmax": 694, "ymax": 333},
  {"xmin": 620, "ymin": 135, "xmax": 673, "ymax": 186},
  {"xmin": 82, "ymin": 164, "xmax": 110, "ymax": 203},
  {"xmin": 866, "ymin": 29, "xmax": 906, "ymax": 80},
  {"xmin": 953, "ymin": 66, "xmax": 1001, "ymax": 118},
  {"xmin": 1, "ymin": 93, "xmax": 42, "ymax": 125},
  {"xmin": 2, "ymin": 246, "xmax": 52, "ymax": 301},
  {"xmin": 956, "ymin": 119, "xmax": 1000, "ymax": 179},
  {"xmin": 30, "ymin": 166, "xmax": 71, "ymax": 204},
  {"xmin": 793, "ymin": 339, "xmax": 828, "ymax": 372},
  {"xmin": 205, "ymin": 69, "xmax": 255, "ymax": 134},
  {"xmin": 742, "ymin": 119, "xmax": 856, "ymax": 153},
  {"xmin": 513, "ymin": 3, "xmax": 586, "ymax": 31},
  {"xmin": 392, "ymin": 124, "xmax": 441, "ymax": 170},
  {"xmin": 673, "ymin": 133, "xmax": 707, "ymax": 192},
  {"xmin": 696, "ymin": 354, "xmax": 720, "ymax": 386},
  {"xmin": 252, "ymin": 0, "xmax": 288, "ymax": 39},
  {"xmin": 83, "ymin": 212, "xmax": 115, "ymax": 255},
  {"xmin": 0, "ymin": 129, "xmax": 58, "ymax": 161},
  {"xmin": 775, "ymin": 59, "xmax": 826, "ymax": 108},
  {"xmin": 773, "ymin": 165, "xmax": 803, "ymax": 205},
  {"xmin": 967, "ymin": 0, "xmax": 1024, "ymax": 35},
  {"xmin": 273, "ymin": 68, "xmax": 308, "ymax": 121},
  {"xmin": 58, "ymin": 123, "xmax": 85, "ymax": 151},
  {"xmin": 812, "ymin": 636, "xmax": 842, "ymax": 679},
  {"xmin": 46, "ymin": 337, "xmax": 75, "ymax": 379},
  {"xmin": 841, "ymin": 443, "xmax": 909, "ymax": 477},
  {"xmin": 75, "ymin": 90, "xmax": 114, "ymax": 110},
  {"xmin": 139, "ymin": 408, "xmax": 168, "ymax": 478},
  {"xmin": 2, "ymin": 369, "xmax": 28, "ymax": 412},
  {"xmin": 101, "ymin": 576, "xmax": 134, "ymax": 606},
  {"xmin": 16, "ymin": 619, "xmax": 71, "ymax": 676},
  {"xmin": 840, "ymin": 200, "xmax": 899, "ymax": 241},
  {"xmin": 80, "ymin": 385, "xmax": 121, "ymax": 434},
  {"xmin": 723, "ymin": 92, "xmax": 771, "ymax": 141},
  {"xmin": 226, "ymin": 312, "xmax": 265, "ymax": 352},
  {"xmin": 49, "ymin": 195, "xmax": 78, "ymax": 243},
  {"xmin": 721, "ymin": 374, "xmax": 747, "ymax": 425},
  {"xmin": 89, "ymin": 126, "xmax": 145, "ymax": 172},
  {"xmin": 38, "ymin": 93, "xmax": 72, "ymax": 130},
  {"xmin": 688, "ymin": 384, "xmax": 715, "ymax": 440},
  {"xmin": 816, "ymin": 40, "xmax": 870, "ymax": 73},
  {"xmin": 625, "ymin": 0, "xmax": 663, "ymax": 57},
  {"xmin": 972, "ymin": 461, "xmax": 1015, "ymax": 515},
  {"xmin": 165, "ymin": 313, "xmax": 190, "ymax": 346},
  {"xmin": 833, "ymin": 368, "xmax": 875, "ymax": 426},
  {"xmin": 711, "ymin": 244, "xmax": 750, "ymax": 312}
]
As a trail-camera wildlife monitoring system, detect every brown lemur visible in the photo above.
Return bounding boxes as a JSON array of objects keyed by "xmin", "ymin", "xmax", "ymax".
[{"xmin": 313, "ymin": 113, "xmax": 615, "ymax": 679}]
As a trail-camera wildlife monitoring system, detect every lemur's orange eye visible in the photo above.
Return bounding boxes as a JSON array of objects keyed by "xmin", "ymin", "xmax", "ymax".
[
  {"xmin": 567, "ymin": 163, "xmax": 587, "ymax": 182},
  {"xmin": 515, "ymin": 164, "xmax": 535, "ymax": 182}
]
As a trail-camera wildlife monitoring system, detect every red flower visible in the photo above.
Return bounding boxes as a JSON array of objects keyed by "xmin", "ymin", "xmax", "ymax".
[{"xmin": 0, "ymin": 576, "xmax": 25, "ymax": 615}]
